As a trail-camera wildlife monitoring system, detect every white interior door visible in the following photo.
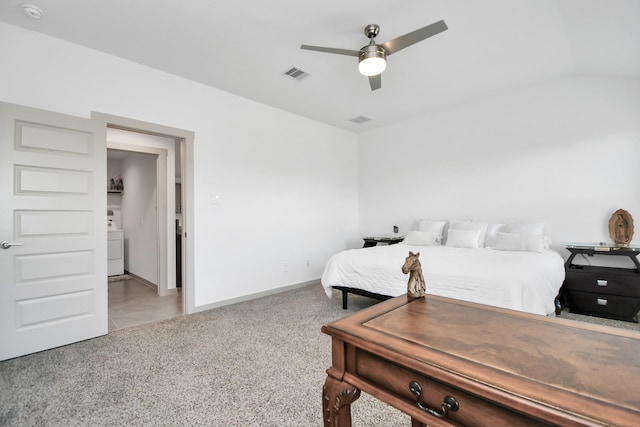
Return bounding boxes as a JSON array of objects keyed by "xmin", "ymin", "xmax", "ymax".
[{"xmin": 0, "ymin": 102, "xmax": 107, "ymax": 361}]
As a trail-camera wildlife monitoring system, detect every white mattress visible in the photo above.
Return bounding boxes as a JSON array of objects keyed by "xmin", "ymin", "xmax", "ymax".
[{"xmin": 321, "ymin": 244, "xmax": 566, "ymax": 316}]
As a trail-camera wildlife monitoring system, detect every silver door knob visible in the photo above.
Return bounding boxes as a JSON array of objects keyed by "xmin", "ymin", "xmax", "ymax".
[{"xmin": 1, "ymin": 241, "xmax": 24, "ymax": 249}]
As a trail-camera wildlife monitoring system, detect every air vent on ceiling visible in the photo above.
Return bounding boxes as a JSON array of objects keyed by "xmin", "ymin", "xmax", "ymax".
[
  {"xmin": 349, "ymin": 116, "xmax": 372, "ymax": 124},
  {"xmin": 282, "ymin": 67, "xmax": 310, "ymax": 81}
]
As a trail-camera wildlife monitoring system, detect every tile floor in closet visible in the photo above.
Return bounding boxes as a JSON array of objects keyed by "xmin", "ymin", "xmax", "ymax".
[{"xmin": 108, "ymin": 276, "xmax": 182, "ymax": 332}]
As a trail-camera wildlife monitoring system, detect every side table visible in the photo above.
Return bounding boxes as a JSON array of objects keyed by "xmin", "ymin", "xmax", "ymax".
[
  {"xmin": 563, "ymin": 244, "xmax": 640, "ymax": 322},
  {"xmin": 362, "ymin": 236, "xmax": 404, "ymax": 248}
]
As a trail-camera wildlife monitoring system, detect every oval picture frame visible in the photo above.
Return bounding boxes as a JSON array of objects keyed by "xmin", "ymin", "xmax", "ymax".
[{"xmin": 609, "ymin": 209, "xmax": 634, "ymax": 246}]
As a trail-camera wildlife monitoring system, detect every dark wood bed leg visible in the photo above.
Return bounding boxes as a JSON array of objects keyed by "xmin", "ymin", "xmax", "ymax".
[
  {"xmin": 554, "ymin": 293, "xmax": 562, "ymax": 315},
  {"xmin": 333, "ymin": 286, "xmax": 393, "ymax": 310}
]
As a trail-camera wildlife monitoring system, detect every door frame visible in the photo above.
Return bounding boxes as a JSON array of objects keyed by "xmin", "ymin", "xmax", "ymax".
[{"xmin": 92, "ymin": 112, "xmax": 195, "ymax": 315}]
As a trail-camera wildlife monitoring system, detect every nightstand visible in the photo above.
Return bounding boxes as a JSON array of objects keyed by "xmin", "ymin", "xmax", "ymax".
[
  {"xmin": 362, "ymin": 236, "xmax": 404, "ymax": 248},
  {"xmin": 563, "ymin": 244, "xmax": 640, "ymax": 322}
]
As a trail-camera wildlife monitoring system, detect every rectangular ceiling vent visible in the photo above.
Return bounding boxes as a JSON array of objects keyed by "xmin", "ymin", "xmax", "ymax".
[
  {"xmin": 349, "ymin": 115, "xmax": 372, "ymax": 124},
  {"xmin": 282, "ymin": 67, "xmax": 310, "ymax": 81}
]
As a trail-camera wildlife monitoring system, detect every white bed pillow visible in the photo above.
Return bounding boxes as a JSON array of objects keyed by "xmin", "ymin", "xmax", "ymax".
[
  {"xmin": 402, "ymin": 231, "xmax": 440, "ymax": 246},
  {"xmin": 445, "ymin": 228, "xmax": 482, "ymax": 249},
  {"xmin": 447, "ymin": 220, "xmax": 488, "ymax": 247},
  {"xmin": 417, "ymin": 220, "xmax": 447, "ymax": 243},
  {"xmin": 483, "ymin": 223, "xmax": 504, "ymax": 247},
  {"xmin": 501, "ymin": 223, "xmax": 545, "ymax": 235},
  {"xmin": 491, "ymin": 232, "xmax": 551, "ymax": 253}
]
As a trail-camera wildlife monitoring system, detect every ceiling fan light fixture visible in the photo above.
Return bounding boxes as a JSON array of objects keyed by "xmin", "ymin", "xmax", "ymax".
[
  {"xmin": 301, "ymin": 20, "xmax": 447, "ymax": 90},
  {"xmin": 358, "ymin": 45, "xmax": 386, "ymax": 76}
]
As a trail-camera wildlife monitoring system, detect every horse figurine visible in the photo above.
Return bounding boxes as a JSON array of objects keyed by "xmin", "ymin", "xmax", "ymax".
[{"xmin": 402, "ymin": 251, "xmax": 426, "ymax": 298}]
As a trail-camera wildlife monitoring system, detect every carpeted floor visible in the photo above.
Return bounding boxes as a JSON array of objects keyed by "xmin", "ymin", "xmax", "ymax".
[
  {"xmin": 1, "ymin": 284, "xmax": 638, "ymax": 426},
  {"xmin": 559, "ymin": 308, "xmax": 640, "ymax": 331},
  {"xmin": 0, "ymin": 284, "xmax": 404, "ymax": 426}
]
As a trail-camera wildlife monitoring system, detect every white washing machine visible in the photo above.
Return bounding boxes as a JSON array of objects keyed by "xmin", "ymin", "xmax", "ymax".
[{"xmin": 107, "ymin": 217, "xmax": 124, "ymax": 276}]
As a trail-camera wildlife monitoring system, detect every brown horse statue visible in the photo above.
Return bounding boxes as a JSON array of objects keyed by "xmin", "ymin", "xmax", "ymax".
[{"xmin": 402, "ymin": 251, "xmax": 426, "ymax": 298}]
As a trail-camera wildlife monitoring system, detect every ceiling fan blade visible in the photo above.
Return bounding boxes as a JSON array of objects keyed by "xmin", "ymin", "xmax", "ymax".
[
  {"xmin": 368, "ymin": 74, "xmax": 381, "ymax": 91},
  {"xmin": 300, "ymin": 44, "xmax": 360, "ymax": 57},
  {"xmin": 381, "ymin": 20, "xmax": 448, "ymax": 55}
]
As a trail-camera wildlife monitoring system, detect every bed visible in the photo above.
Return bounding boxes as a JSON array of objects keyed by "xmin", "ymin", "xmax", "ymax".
[{"xmin": 321, "ymin": 220, "xmax": 566, "ymax": 316}]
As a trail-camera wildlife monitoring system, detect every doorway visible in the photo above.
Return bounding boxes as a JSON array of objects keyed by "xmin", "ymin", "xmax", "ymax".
[
  {"xmin": 106, "ymin": 146, "xmax": 181, "ymax": 331},
  {"xmin": 94, "ymin": 111, "xmax": 194, "ymax": 318}
]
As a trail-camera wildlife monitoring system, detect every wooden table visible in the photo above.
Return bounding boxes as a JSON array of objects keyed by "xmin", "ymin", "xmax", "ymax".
[{"xmin": 322, "ymin": 295, "xmax": 640, "ymax": 426}]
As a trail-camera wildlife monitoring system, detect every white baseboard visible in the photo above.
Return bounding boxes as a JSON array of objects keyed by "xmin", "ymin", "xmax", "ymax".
[{"xmin": 191, "ymin": 279, "xmax": 320, "ymax": 314}]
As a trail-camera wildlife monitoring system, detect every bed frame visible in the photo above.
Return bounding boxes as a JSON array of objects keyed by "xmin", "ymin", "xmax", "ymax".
[
  {"xmin": 333, "ymin": 286, "xmax": 393, "ymax": 309},
  {"xmin": 334, "ymin": 285, "xmax": 563, "ymax": 315}
]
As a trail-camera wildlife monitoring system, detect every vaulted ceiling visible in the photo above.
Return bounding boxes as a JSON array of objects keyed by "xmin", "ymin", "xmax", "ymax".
[{"xmin": 1, "ymin": 0, "xmax": 638, "ymax": 132}]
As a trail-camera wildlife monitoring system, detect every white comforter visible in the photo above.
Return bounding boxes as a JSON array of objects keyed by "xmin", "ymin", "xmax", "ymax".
[{"xmin": 321, "ymin": 244, "xmax": 566, "ymax": 316}]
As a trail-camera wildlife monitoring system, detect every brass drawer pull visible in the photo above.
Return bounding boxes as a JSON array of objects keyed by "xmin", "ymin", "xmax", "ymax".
[{"xmin": 409, "ymin": 381, "xmax": 459, "ymax": 419}]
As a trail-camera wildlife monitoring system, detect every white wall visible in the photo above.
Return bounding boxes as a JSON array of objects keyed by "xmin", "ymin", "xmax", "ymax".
[
  {"xmin": 0, "ymin": 23, "xmax": 359, "ymax": 310},
  {"xmin": 121, "ymin": 152, "xmax": 158, "ymax": 283},
  {"xmin": 358, "ymin": 76, "xmax": 640, "ymax": 254}
]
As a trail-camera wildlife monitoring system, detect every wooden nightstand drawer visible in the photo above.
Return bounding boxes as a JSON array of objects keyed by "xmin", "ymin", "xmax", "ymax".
[
  {"xmin": 565, "ymin": 267, "xmax": 640, "ymax": 297},
  {"xmin": 567, "ymin": 290, "xmax": 640, "ymax": 321}
]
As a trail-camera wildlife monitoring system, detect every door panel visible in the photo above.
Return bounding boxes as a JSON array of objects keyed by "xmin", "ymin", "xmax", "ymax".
[
  {"xmin": 16, "ymin": 121, "xmax": 93, "ymax": 155},
  {"xmin": 15, "ymin": 250, "xmax": 93, "ymax": 282},
  {"xmin": 15, "ymin": 165, "xmax": 93, "ymax": 195},
  {"xmin": 17, "ymin": 290, "xmax": 93, "ymax": 328},
  {"xmin": 0, "ymin": 102, "xmax": 107, "ymax": 361},
  {"xmin": 16, "ymin": 210, "xmax": 93, "ymax": 237}
]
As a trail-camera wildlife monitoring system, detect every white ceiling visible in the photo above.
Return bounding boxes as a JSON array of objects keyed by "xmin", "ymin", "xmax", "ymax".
[{"xmin": 1, "ymin": 0, "xmax": 639, "ymax": 132}]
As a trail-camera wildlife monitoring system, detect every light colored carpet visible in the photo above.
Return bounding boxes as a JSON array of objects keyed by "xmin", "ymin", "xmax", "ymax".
[
  {"xmin": 0, "ymin": 285, "xmax": 403, "ymax": 426},
  {"xmin": 1, "ymin": 284, "xmax": 637, "ymax": 426},
  {"xmin": 560, "ymin": 309, "xmax": 640, "ymax": 331}
]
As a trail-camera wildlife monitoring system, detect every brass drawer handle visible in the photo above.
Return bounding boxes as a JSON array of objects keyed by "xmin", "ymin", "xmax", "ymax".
[{"xmin": 409, "ymin": 381, "xmax": 459, "ymax": 419}]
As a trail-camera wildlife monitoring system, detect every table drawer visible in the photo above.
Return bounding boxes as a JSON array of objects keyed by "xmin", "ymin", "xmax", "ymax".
[
  {"xmin": 567, "ymin": 290, "xmax": 640, "ymax": 320},
  {"xmin": 564, "ymin": 269, "xmax": 640, "ymax": 297},
  {"xmin": 355, "ymin": 349, "xmax": 548, "ymax": 427}
]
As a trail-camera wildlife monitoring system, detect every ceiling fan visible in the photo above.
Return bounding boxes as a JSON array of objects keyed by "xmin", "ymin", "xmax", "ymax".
[{"xmin": 300, "ymin": 20, "xmax": 447, "ymax": 91}]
